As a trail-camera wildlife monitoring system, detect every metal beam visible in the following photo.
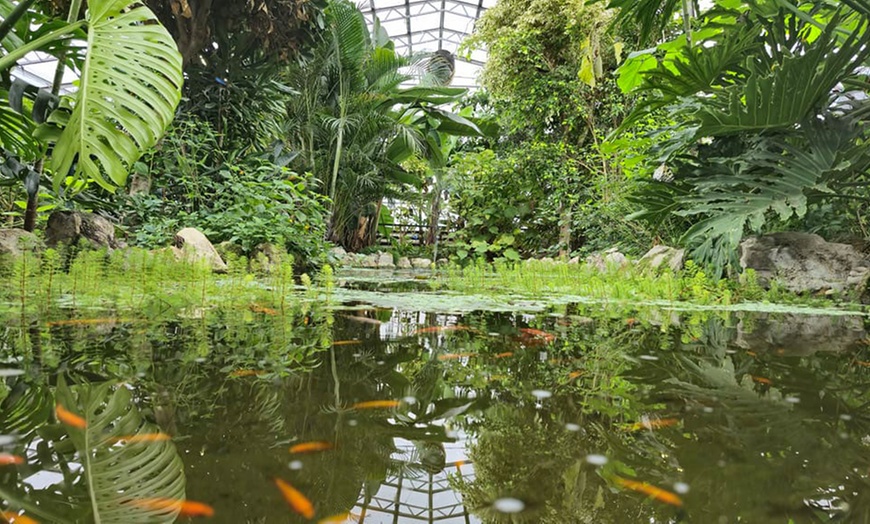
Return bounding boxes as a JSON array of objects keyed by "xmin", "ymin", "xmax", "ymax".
[{"xmin": 404, "ymin": 0, "xmax": 413, "ymax": 54}]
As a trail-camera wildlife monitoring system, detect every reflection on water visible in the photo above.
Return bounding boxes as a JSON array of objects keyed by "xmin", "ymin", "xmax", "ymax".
[{"xmin": 1, "ymin": 292, "xmax": 869, "ymax": 523}]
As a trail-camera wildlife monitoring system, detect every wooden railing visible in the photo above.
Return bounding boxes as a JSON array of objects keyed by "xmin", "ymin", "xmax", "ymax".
[{"xmin": 377, "ymin": 224, "xmax": 451, "ymax": 246}]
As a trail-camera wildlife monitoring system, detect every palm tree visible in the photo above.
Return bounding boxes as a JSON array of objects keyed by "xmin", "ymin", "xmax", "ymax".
[{"xmin": 286, "ymin": 0, "xmax": 478, "ymax": 251}]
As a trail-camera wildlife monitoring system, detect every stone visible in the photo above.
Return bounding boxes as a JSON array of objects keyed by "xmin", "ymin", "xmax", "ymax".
[
  {"xmin": 397, "ymin": 256, "xmax": 412, "ymax": 269},
  {"xmin": 437, "ymin": 258, "xmax": 449, "ymax": 266},
  {"xmin": 360, "ymin": 253, "xmax": 380, "ymax": 268},
  {"xmin": 376, "ymin": 252, "xmax": 395, "ymax": 268},
  {"xmin": 568, "ymin": 256, "xmax": 581, "ymax": 264},
  {"xmin": 250, "ymin": 243, "xmax": 285, "ymax": 274},
  {"xmin": 739, "ymin": 232, "xmax": 870, "ymax": 296},
  {"xmin": 411, "ymin": 257, "xmax": 433, "ymax": 269},
  {"xmin": 45, "ymin": 210, "xmax": 119, "ymax": 249},
  {"xmin": 585, "ymin": 247, "xmax": 629, "ymax": 271},
  {"xmin": 734, "ymin": 314, "xmax": 866, "ymax": 357},
  {"xmin": 0, "ymin": 229, "xmax": 42, "ymax": 257},
  {"xmin": 174, "ymin": 227, "xmax": 228, "ymax": 273},
  {"xmin": 639, "ymin": 245, "xmax": 685, "ymax": 273},
  {"xmin": 328, "ymin": 246, "xmax": 348, "ymax": 265}
]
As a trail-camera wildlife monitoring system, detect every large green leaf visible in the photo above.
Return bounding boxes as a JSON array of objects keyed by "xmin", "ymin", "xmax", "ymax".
[
  {"xmin": 54, "ymin": 379, "xmax": 186, "ymax": 523},
  {"xmin": 678, "ymin": 120, "xmax": 862, "ymax": 272},
  {"xmin": 50, "ymin": 0, "xmax": 182, "ymax": 192},
  {"xmin": 693, "ymin": 18, "xmax": 869, "ymax": 136}
]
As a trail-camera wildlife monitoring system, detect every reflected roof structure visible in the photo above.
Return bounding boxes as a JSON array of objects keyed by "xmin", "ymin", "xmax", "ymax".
[{"xmin": 356, "ymin": 0, "xmax": 495, "ymax": 89}]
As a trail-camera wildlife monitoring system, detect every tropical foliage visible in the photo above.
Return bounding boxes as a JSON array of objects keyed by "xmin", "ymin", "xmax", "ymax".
[
  {"xmin": 614, "ymin": 0, "xmax": 870, "ymax": 273},
  {"xmin": 285, "ymin": 0, "xmax": 479, "ymax": 251}
]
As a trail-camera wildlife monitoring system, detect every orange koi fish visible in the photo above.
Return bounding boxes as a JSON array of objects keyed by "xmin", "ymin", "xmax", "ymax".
[
  {"xmin": 126, "ymin": 498, "xmax": 214, "ymax": 517},
  {"xmin": 1, "ymin": 512, "xmax": 38, "ymax": 524},
  {"xmin": 623, "ymin": 418, "xmax": 679, "ymax": 432},
  {"xmin": 274, "ymin": 477, "xmax": 315, "ymax": 519},
  {"xmin": 519, "ymin": 328, "xmax": 555, "ymax": 340},
  {"xmin": 351, "ymin": 400, "xmax": 400, "ymax": 410},
  {"xmin": 493, "ymin": 352, "xmax": 514, "ymax": 359},
  {"xmin": 229, "ymin": 369, "xmax": 266, "ymax": 377},
  {"xmin": 750, "ymin": 375, "xmax": 772, "ymax": 385},
  {"xmin": 109, "ymin": 433, "xmax": 171, "ymax": 444},
  {"xmin": 437, "ymin": 353, "xmax": 476, "ymax": 361},
  {"xmin": 55, "ymin": 404, "xmax": 87, "ymax": 429},
  {"xmin": 289, "ymin": 441, "xmax": 333, "ymax": 454},
  {"xmin": 0, "ymin": 453, "xmax": 24, "ymax": 466},
  {"xmin": 249, "ymin": 304, "xmax": 278, "ymax": 315},
  {"xmin": 333, "ymin": 340, "xmax": 362, "ymax": 346},
  {"xmin": 613, "ymin": 476, "xmax": 683, "ymax": 507}
]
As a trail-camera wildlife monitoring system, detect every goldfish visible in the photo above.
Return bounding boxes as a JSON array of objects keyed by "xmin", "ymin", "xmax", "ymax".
[
  {"xmin": 518, "ymin": 328, "xmax": 555, "ymax": 342},
  {"xmin": 229, "ymin": 369, "xmax": 266, "ymax": 377},
  {"xmin": 750, "ymin": 375, "xmax": 772, "ymax": 385},
  {"xmin": 1, "ymin": 512, "xmax": 38, "ymax": 524},
  {"xmin": 437, "ymin": 353, "xmax": 476, "ymax": 361},
  {"xmin": 249, "ymin": 304, "xmax": 278, "ymax": 315},
  {"xmin": 125, "ymin": 498, "xmax": 214, "ymax": 517},
  {"xmin": 289, "ymin": 441, "xmax": 333, "ymax": 454},
  {"xmin": 55, "ymin": 404, "xmax": 87, "ymax": 428},
  {"xmin": 274, "ymin": 477, "xmax": 315, "ymax": 519},
  {"xmin": 623, "ymin": 418, "xmax": 679, "ymax": 432},
  {"xmin": 613, "ymin": 476, "xmax": 683, "ymax": 507},
  {"xmin": 109, "ymin": 433, "xmax": 171, "ymax": 444},
  {"xmin": 493, "ymin": 352, "xmax": 514, "ymax": 359},
  {"xmin": 333, "ymin": 340, "xmax": 362, "ymax": 346},
  {"xmin": 351, "ymin": 400, "xmax": 400, "ymax": 410},
  {"xmin": 0, "ymin": 453, "xmax": 24, "ymax": 466}
]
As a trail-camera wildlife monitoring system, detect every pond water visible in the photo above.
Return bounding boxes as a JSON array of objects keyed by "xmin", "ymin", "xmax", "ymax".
[{"xmin": 1, "ymin": 271, "xmax": 870, "ymax": 523}]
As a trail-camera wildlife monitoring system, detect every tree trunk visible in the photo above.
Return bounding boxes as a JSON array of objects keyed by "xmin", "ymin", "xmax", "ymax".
[{"xmin": 558, "ymin": 201, "xmax": 571, "ymax": 259}]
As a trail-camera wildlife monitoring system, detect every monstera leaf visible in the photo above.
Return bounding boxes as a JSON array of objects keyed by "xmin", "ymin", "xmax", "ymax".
[
  {"xmin": 52, "ymin": 378, "xmax": 186, "ymax": 523},
  {"xmin": 0, "ymin": 0, "xmax": 182, "ymax": 192},
  {"xmin": 49, "ymin": 0, "xmax": 183, "ymax": 192}
]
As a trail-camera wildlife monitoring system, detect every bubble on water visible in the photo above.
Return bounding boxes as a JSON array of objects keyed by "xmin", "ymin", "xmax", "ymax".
[
  {"xmin": 531, "ymin": 390, "xmax": 552, "ymax": 400},
  {"xmin": 673, "ymin": 482, "xmax": 690, "ymax": 494},
  {"xmin": 585, "ymin": 454, "xmax": 608, "ymax": 466},
  {"xmin": 289, "ymin": 460, "xmax": 303, "ymax": 470},
  {"xmin": 348, "ymin": 419, "xmax": 358, "ymax": 427},
  {"xmin": 638, "ymin": 355, "xmax": 659, "ymax": 361},
  {"xmin": 565, "ymin": 423, "xmax": 581, "ymax": 432},
  {"xmin": 402, "ymin": 396, "xmax": 417, "ymax": 405},
  {"xmin": 493, "ymin": 498, "xmax": 525, "ymax": 514},
  {"xmin": 784, "ymin": 396, "xmax": 801, "ymax": 404}
]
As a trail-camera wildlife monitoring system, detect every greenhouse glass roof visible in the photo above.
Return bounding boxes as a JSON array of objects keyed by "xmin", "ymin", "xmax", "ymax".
[{"xmin": 355, "ymin": 0, "xmax": 494, "ymax": 88}]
